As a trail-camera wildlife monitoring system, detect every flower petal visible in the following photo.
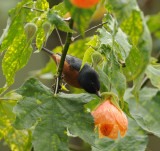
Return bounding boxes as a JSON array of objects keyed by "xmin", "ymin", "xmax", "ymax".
[
  {"xmin": 110, "ymin": 104, "xmax": 128, "ymax": 137},
  {"xmin": 99, "ymin": 124, "xmax": 119, "ymax": 139},
  {"xmin": 91, "ymin": 101, "xmax": 115, "ymax": 125}
]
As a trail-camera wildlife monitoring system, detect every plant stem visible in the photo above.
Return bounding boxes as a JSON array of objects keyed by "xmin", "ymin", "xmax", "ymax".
[
  {"xmin": 72, "ymin": 21, "xmax": 108, "ymax": 41},
  {"xmin": 23, "ymin": 6, "xmax": 45, "ymax": 12},
  {"xmin": 55, "ymin": 27, "xmax": 63, "ymax": 48},
  {"xmin": 54, "ymin": 19, "xmax": 74, "ymax": 95}
]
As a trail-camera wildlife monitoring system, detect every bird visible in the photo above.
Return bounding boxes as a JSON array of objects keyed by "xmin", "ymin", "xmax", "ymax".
[{"xmin": 42, "ymin": 47, "xmax": 101, "ymax": 97}]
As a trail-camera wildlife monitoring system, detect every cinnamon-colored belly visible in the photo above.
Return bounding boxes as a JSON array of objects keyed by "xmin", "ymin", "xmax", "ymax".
[{"xmin": 51, "ymin": 54, "xmax": 82, "ymax": 88}]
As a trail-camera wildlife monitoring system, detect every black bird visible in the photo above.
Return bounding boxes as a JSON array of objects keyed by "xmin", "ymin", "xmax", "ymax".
[{"xmin": 42, "ymin": 47, "xmax": 101, "ymax": 97}]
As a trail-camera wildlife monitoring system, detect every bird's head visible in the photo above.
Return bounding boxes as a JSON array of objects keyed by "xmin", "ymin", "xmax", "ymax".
[{"xmin": 78, "ymin": 64, "xmax": 101, "ymax": 97}]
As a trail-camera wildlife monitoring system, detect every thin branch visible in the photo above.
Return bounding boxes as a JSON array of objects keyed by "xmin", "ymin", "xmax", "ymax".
[
  {"xmin": 23, "ymin": 6, "xmax": 45, "ymax": 12},
  {"xmin": 0, "ymin": 98, "xmax": 17, "ymax": 101},
  {"xmin": 55, "ymin": 27, "xmax": 63, "ymax": 48},
  {"xmin": 72, "ymin": 21, "xmax": 108, "ymax": 41},
  {"xmin": 140, "ymin": 76, "xmax": 149, "ymax": 88},
  {"xmin": 54, "ymin": 19, "xmax": 74, "ymax": 95}
]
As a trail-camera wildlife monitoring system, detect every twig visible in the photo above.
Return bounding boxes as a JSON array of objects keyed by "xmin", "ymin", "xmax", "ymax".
[
  {"xmin": 54, "ymin": 19, "xmax": 74, "ymax": 95},
  {"xmin": 23, "ymin": 6, "xmax": 45, "ymax": 12},
  {"xmin": 140, "ymin": 76, "xmax": 149, "ymax": 88},
  {"xmin": 0, "ymin": 98, "xmax": 17, "ymax": 101},
  {"xmin": 72, "ymin": 21, "xmax": 108, "ymax": 41},
  {"xmin": 55, "ymin": 27, "xmax": 63, "ymax": 48}
]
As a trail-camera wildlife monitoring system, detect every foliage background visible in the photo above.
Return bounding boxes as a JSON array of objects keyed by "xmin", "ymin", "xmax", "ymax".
[{"xmin": 0, "ymin": 0, "xmax": 160, "ymax": 151}]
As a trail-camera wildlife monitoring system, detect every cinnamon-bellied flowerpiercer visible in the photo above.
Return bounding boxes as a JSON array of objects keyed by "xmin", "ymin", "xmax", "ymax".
[{"xmin": 42, "ymin": 47, "xmax": 101, "ymax": 97}]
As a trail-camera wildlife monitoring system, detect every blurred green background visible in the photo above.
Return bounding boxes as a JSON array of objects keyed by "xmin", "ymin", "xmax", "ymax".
[{"xmin": 0, "ymin": 0, "xmax": 160, "ymax": 151}]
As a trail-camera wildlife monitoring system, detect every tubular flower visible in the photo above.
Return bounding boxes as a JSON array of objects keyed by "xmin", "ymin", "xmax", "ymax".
[
  {"xmin": 91, "ymin": 99, "xmax": 128, "ymax": 139},
  {"xmin": 70, "ymin": 0, "xmax": 99, "ymax": 9}
]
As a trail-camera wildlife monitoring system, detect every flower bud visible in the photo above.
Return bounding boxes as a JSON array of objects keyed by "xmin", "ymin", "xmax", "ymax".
[
  {"xmin": 91, "ymin": 99, "xmax": 128, "ymax": 139},
  {"xmin": 24, "ymin": 23, "xmax": 37, "ymax": 42},
  {"xmin": 92, "ymin": 51, "xmax": 103, "ymax": 67},
  {"xmin": 42, "ymin": 22, "xmax": 51, "ymax": 36}
]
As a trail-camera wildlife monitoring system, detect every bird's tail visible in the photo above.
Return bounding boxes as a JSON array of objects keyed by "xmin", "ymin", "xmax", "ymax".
[{"xmin": 41, "ymin": 47, "xmax": 55, "ymax": 56}]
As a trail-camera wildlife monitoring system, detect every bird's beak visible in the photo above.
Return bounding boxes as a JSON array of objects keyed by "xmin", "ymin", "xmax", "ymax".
[{"xmin": 96, "ymin": 91, "xmax": 101, "ymax": 98}]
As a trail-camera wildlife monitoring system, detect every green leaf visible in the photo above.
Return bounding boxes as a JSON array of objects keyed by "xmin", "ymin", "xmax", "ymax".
[
  {"xmin": 0, "ymin": 0, "xmax": 50, "ymax": 91},
  {"xmin": 98, "ymin": 26, "xmax": 131, "ymax": 62},
  {"xmin": 126, "ymin": 87, "xmax": 160, "ymax": 137},
  {"xmin": 92, "ymin": 118, "xmax": 148, "ymax": 151},
  {"xmin": 110, "ymin": 59, "xmax": 126, "ymax": 107},
  {"xmin": 0, "ymin": 0, "xmax": 34, "ymax": 52},
  {"xmin": 121, "ymin": 10, "xmax": 143, "ymax": 45},
  {"xmin": 106, "ymin": 0, "xmax": 152, "ymax": 81},
  {"xmin": 123, "ymin": 46, "xmax": 143, "ymax": 81},
  {"xmin": 13, "ymin": 78, "xmax": 95, "ymax": 151},
  {"xmin": 104, "ymin": 54, "xmax": 126, "ymax": 107},
  {"xmin": 97, "ymin": 67, "xmax": 110, "ymax": 91},
  {"xmin": 0, "ymin": 92, "xmax": 32, "ymax": 151},
  {"xmin": 2, "ymin": 35, "xmax": 32, "ymax": 86},
  {"xmin": 120, "ymin": 101, "xmax": 134, "ymax": 119},
  {"xmin": 64, "ymin": 0, "xmax": 95, "ymax": 36},
  {"xmin": 145, "ymin": 65, "xmax": 160, "ymax": 89},
  {"xmin": 131, "ymin": 72, "xmax": 144, "ymax": 106},
  {"xmin": 147, "ymin": 12, "xmax": 160, "ymax": 38},
  {"xmin": 47, "ymin": 10, "xmax": 74, "ymax": 33},
  {"xmin": 81, "ymin": 47, "xmax": 95, "ymax": 69},
  {"xmin": 53, "ymin": 2, "xmax": 68, "ymax": 17}
]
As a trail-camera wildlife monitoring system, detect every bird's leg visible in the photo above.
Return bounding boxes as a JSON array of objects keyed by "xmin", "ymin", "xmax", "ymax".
[
  {"xmin": 52, "ymin": 84, "xmax": 61, "ymax": 90},
  {"xmin": 52, "ymin": 74, "xmax": 64, "ymax": 91},
  {"xmin": 54, "ymin": 74, "xmax": 64, "ymax": 79}
]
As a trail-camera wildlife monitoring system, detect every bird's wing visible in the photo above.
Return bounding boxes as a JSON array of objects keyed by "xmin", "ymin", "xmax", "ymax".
[{"xmin": 57, "ymin": 53, "xmax": 82, "ymax": 71}]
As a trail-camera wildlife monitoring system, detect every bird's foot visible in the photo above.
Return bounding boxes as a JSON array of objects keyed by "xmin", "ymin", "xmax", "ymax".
[
  {"xmin": 52, "ymin": 84, "xmax": 61, "ymax": 90},
  {"xmin": 54, "ymin": 74, "xmax": 64, "ymax": 79}
]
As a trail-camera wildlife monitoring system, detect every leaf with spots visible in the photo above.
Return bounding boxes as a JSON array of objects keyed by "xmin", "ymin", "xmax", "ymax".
[
  {"xmin": 99, "ymin": 19, "xmax": 131, "ymax": 62},
  {"xmin": 0, "ymin": 92, "xmax": 32, "ymax": 151},
  {"xmin": 0, "ymin": 0, "xmax": 50, "ymax": 92},
  {"xmin": 2, "ymin": 34, "xmax": 33, "ymax": 86},
  {"xmin": 105, "ymin": 0, "xmax": 152, "ymax": 81},
  {"xmin": 121, "ymin": 10, "xmax": 143, "ymax": 45},
  {"xmin": 126, "ymin": 87, "xmax": 160, "ymax": 138},
  {"xmin": 0, "ymin": 0, "xmax": 33, "ymax": 52},
  {"xmin": 13, "ymin": 78, "xmax": 95, "ymax": 151}
]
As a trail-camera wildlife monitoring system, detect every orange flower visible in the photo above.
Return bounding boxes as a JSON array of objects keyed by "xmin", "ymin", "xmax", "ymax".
[
  {"xmin": 91, "ymin": 99, "xmax": 128, "ymax": 139},
  {"xmin": 70, "ymin": 0, "xmax": 99, "ymax": 9}
]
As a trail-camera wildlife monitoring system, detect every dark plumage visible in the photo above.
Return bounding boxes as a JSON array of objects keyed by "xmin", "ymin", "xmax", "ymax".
[{"xmin": 42, "ymin": 47, "xmax": 101, "ymax": 97}]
